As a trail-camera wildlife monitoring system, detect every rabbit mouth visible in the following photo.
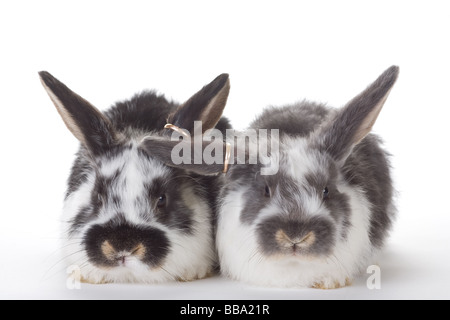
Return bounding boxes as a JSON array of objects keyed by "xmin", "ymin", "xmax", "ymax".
[
  {"xmin": 97, "ymin": 241, "xmax": 147, "ymax": 267},
  {"xmin": 83, "ymin": 221, "xmax": 171, "ymax": 270}
]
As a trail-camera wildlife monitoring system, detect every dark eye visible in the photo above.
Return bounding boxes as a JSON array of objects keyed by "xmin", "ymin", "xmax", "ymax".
[
  {"xmin": 264, "ymin": 185, "xmax": 271, "ymax": 198},
  {"xmin": 157, "ymin": 195, "xmax": 167, "ymax": 208},
  {"xmin": 322, "ymin": 187, "xmax": 329, "ymax": 200}
]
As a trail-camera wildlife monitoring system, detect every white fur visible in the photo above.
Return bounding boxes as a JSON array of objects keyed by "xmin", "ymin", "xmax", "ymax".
[
  {"xmin": 216, "ymin": 137, "xmax": 376, "ymax": 288},
  {"xmin": 61, "ymin": 142, "xmax": 215, "ymax": 284}
]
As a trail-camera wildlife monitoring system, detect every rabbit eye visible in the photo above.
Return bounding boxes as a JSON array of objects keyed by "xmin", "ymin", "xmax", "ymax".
[
  {"xmin": 157, "ymin": 195, "xmax": 167, "ymax": 208},
  {"xmin": 264, "ymin": 185, "xmax": 272, "ymax": 198},
  {"xmin": 322, "ymin": 187, "xmax": 329, "ymax": 200}
]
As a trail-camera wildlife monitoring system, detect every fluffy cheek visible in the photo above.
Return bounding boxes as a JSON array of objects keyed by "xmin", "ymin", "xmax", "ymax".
[
  {"xmin": 61, "ymin": 232, "xmax": 86, "ymax": 269},
  {"xmin": 61, "ymin": 227, "xmax": 102, "ymax": 283},
  {"xmin": 159, "ymin": 190, "xmax": 217, "ymax": 281},
  {"xmin": 216, "ymin": 191, "xmax": 263, "ymax": 279}
]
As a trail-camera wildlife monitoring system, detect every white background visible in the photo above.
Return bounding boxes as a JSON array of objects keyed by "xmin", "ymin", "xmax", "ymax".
[{"xmin": 1, "ymin": 0, "xmax": 449, "ymax": 300}]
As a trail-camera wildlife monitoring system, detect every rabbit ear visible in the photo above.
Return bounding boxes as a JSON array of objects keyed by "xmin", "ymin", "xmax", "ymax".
[
  {"xmin": 167, "ymin": 74, "xmax": 230, "ymax": 134},
  {"xmin": 140, "ymin": 137, "xmax": 228, "ymax": 175},
  {"xmin": 316, "ymin": 66, "xmax": 399, "ymax": 163},
  {"xmin": 39, "ymin": 71, "xmax": 117, "ymax": 155}
]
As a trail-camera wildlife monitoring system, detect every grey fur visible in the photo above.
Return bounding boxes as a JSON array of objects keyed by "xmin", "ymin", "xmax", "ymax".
[
  {"xmin": 233, "ymin": 66, "xmax": 399, "ymax": 250},
  {"xmin": 126, "ymin": 66, "xmax": 400, "ymax": 287},
  {"xmin": 343, "ymin": 134, "xmax": 394, "ymax": 247},
  {"xmin": 251, "ymin": 102, "xmax": 332, "ymax": 137},
  {"xmin": 40, "ymin": 71, "xmax": 232, "ymax": 283}
]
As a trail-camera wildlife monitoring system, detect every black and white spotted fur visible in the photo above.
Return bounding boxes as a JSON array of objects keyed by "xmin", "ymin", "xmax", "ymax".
[
  {"xmin": 40, "ymin": 72, "xmax": 231, "ymax": 284},
  {"xmin": 145, "ymin": 66, "xmax": 399, "ymax": 288},
  {"xmin": 218, "ymin": 66, "xmax": 399, "ymax": 288}
]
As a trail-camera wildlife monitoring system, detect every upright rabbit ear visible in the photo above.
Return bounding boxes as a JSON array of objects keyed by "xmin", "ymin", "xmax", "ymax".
[
  {"xmin": 317, "ymin": 66, "xmax": 399, "ymax": 163},
  {"xmin": 167, "ymin": 74, "xmax": 230, "ymax": 134},
  {"xmin": 39, "ymin": 71, "xmax": 117, "ymax": 156}
]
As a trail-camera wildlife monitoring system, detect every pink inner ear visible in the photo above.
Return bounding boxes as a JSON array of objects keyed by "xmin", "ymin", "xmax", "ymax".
[
  {"xmin": 198, "ymin": 79, "xmax": 230, "ymax": 132},
  {"xmin": 39, "ymin": 71, "xmax": 118, "ymax": 155},
  {"xmin": 41, "ymin": 78, "xmax": 88, "ymax": 146},
  {"xmin": 170, "ymin": 74, "xmax": 230, "ymax": 134},
  {"xmin": 318, "ymin": 66, "xmax": 399, "ymax": 162},
  {"xmin": 353, "ymin": 86, "xmax": 393, "ymax": 146}
]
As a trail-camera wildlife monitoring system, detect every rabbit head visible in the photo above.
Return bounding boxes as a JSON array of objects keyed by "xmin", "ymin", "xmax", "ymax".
[{"xmin": 40, "ymin": 71, "xmax": 230, "ymax": 284}]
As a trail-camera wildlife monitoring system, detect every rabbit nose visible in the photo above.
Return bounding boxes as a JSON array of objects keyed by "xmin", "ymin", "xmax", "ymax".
[
  {"xmin": 101, "ymin": 240, "xmax": 147, "ymax": 263},
  {"xmin": 85, "ymin": 222, "xmax": 170, "ymax": 268},
  {"xmin": 275, "ymin": 230, "xmax": 316, "ymax": 251}
]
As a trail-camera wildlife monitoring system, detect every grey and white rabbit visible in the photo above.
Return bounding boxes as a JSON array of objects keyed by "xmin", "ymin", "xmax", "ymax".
[
  {"xmin": 145, "ymin": 66, "xmax": 399, "ymax": 289},
  {"xmin": 39, "ymin": 71, "xmax": 231, "ymax": 284}
]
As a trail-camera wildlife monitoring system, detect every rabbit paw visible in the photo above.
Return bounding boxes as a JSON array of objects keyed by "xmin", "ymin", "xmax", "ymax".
[{"xmin": 311, "ymin": 278, "xmax": 351, "ymax": 290}]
